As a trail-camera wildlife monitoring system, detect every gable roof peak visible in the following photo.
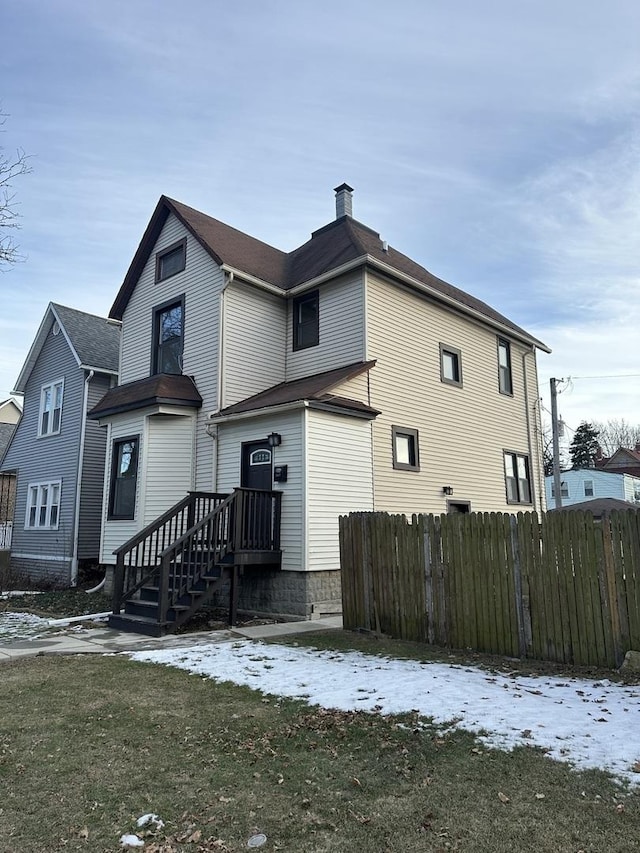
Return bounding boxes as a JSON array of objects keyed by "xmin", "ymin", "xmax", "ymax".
[{"xmin": 13, "ymin": 302, "xmax": 120, "ymax": 394}]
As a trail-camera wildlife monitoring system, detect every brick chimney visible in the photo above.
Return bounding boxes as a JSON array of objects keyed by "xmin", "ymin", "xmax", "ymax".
[{"xmin": 334, "ymin": 183, "xmax": 354, "ymax": 219}]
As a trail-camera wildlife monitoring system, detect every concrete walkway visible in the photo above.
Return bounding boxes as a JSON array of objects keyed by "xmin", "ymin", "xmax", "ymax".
[{"xmin": 0, "ymin": 615, "xmax": 344, "ymax": 662}]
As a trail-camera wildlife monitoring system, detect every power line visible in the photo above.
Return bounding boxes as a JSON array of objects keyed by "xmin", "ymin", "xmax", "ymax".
[{"xmin": 568, "ymin": 373, "xmax": 640, "ymax": 381}]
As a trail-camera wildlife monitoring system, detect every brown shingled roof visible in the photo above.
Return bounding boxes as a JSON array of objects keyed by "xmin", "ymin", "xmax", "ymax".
[
  {"xmin": 89, "ymin": 374, "xmax": 202, "ymax": 419},
  {"xmin": 109, "ymin": 194, "xmax": 548, "ymax": 351},
  {"xmin": 215, "ymin": 361, "xmax": 378, "ymax": 418}
]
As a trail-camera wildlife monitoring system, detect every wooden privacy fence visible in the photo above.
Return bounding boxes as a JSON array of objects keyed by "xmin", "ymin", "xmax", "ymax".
[{"xmin": 339, "ymin": 510, "xmax": 640, "ymax": 668}]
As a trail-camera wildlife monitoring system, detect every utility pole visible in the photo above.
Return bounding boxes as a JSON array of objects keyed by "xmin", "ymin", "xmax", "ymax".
[{"xmin": 550, "ymin": 377, "xmax": 563, "ymax": 508}]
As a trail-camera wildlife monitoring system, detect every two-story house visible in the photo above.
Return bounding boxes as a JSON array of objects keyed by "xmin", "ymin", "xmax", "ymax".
[
  {"xmin": 1, "ymin": 303, "xmax": 120, "ymax": 585},
  {"xmin": 0, "ymin": 398, "xmax": 22, "ymax": 553},
  {"xmin": 90, "ymin": 185, "xmax": 549, "ymax": 632}
]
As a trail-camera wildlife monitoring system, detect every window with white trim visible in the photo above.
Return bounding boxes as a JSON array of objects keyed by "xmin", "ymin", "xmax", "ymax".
[
  {"xmin": 584, "ymin": 480, "xmax": 594, "ymax": 497},
  {"xmin": 26, "ymin": 480, "xmax": 61, "ymax": 529},
  {"xmin": 39, "ymin": 379, "xmax": 64, "ymax": 436},
  {"xmin": 504, "ymin": 451, "xmax": 532, "ymax": 504}
]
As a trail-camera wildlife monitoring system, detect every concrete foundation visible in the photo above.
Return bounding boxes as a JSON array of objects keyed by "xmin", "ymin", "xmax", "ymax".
[{"xmin": 102, "ymin": 564, "xmax": 342, "ymax": 620}]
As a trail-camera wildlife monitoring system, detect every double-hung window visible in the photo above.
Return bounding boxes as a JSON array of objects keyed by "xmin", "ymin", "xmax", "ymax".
[
  {"xmin": 293, "ymin": 290, "xmax": 319, "ymax": 350},
  {"xmin": 26, "ymin": 481, "xmax": 61, "ymax": 529},
  {"xmin": 440, "ymin": 344, "xmax": 462, "ymax": 387},
  {"xmin": 504, "ymin": 451, "xmax": 532, "ymax": 504},
  {"xmin": 583, "ymin": 480, "xmax": 594, "ymax": 497},
  {"xmin": 551, "ymin": 481, "xmax": 569, "ymax": 499},
  {"xmin": 109, "ymin": 437, "xmax": 139, "ymax": 520},
  {"xmin": 498, "ymin": 338, "xmax": 513, "ymax": 395},
  {"xmin": 392, "ymin": 426, "xmax": 420, "ymax": 471},
  {"xmin": 155, "ymin": 239, "xmax": 186, "ymax": 282},
  {"xmin": 39, "ymin": 379, "xmax": 64, "ymax": 436},
  {"xmin": 152, "ymin": 298, "xmax": 184, "ymax": 374}
]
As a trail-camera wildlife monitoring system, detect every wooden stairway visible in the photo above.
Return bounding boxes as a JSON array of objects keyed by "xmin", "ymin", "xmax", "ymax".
[{"xmin": 108, "ymin": 489, "xmax": 281, "ymax": 636}]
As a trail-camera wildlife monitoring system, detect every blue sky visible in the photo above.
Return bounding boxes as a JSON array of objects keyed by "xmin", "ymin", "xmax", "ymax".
[{"xmin": 2, "ymin": 0, "xmax": 640, "ymax": 440}]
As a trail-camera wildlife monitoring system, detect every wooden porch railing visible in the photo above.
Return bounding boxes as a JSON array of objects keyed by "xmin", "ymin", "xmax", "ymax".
[
  {"xmin": 112, "ymin": 491, "xmax": 228, "ymax": 613},
  {"xmin": 113, "ymin": 488, "xmax": 282, "ymax": 625}
]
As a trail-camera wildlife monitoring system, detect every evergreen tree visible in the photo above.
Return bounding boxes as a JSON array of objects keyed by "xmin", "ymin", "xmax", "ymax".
[{"xmin": 569, "ymin": 421, "xmax": 600, "ymax": 469}]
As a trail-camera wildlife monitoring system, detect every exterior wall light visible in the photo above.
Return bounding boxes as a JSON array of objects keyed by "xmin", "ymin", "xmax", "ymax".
[
  {"xmin": 267, "ymin": 432, "xmax": 282, "ymax": 448},
  {"xmin": 442, "ymin": 486, "xmax": 454, "ymax": 496}
]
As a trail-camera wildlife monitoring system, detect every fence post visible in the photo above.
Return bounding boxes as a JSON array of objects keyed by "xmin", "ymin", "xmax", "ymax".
[
  {"xmin": 510, "ymin": 515, "xmax": 527, "ymax": 658},
  {"xmin": 423, "ymin": 514, "xmax": 435, "ymax": 644},
  {"xmin": 602, "ymin": 515, "xmax": 623, "ymax": 667}
]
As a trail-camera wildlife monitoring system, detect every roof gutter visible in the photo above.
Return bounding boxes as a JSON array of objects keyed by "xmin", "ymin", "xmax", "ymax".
[
  {"xmin": 224, "ymin": 255, "xmax": 550, "ymax": 353},
  {"xmin": 207, "ymin": 400, "xmax": 309, "ymax": 425},
  {"xmin": 220, "ymin": 264, "xmax": 287, "ymax": 297},
  {"xmin": 364, "ymin": 256, "xmax": 552, "ymax": 353}
]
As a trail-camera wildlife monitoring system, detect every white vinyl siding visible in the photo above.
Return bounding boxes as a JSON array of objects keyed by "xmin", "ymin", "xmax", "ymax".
[
  {"xmin": 330, "ymin": 370, "xmax": 371, "ymax": 403},
  {"xmin": 143, "ymin": 414, "xmax": 196, "ymax": 527},
  {"xmin": 223, "ymin": 281, "xmax": 286, "ymax": 408},
  {"xmin": 99, "ymin": 411, "xmax": 197, "ymax": 562},
  {"xmin": 216, "ymin": 411, "xmax": 303, "ymax": 572},
  {"xmin": 306, "ymin": 409, "xmax": 373, "ymax": 572},
  {"xmin": 365, "ymin": 271, "xmax": 543, "ymax": 514},
  {"xmin": 286, "ymin": 273, "xmax": 365, "ymax": 381},
  {"xmin": 100, "ymin": 413, "xmax": 145, "ymax": 562},
  {"xmin": 118, "ymin": 214, "xmax": 220, "ymax": 493}
]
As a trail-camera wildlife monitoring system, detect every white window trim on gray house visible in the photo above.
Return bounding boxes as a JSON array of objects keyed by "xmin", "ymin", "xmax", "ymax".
[
  {"xmin": 38, "ymin": 378, "xmax": 64, "ymax": 437},
  {"xmin": 25, "ymin": 479, "xmax": 62, "ymax": 529}
]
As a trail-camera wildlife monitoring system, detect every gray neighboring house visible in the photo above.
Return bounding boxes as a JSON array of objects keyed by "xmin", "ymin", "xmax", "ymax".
[
  {"xmin": 1, "ymin": 303, "xmax": 120, "ymax": 585},
  {"xmin": 0, "ymin": 399, "xmax": 22, "ymax": 552}
]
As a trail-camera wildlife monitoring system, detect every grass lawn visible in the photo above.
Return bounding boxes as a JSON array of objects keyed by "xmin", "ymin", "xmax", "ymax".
[{"xmin": 1, "ymin": 650, "xmax": 638, "ymax": 853}]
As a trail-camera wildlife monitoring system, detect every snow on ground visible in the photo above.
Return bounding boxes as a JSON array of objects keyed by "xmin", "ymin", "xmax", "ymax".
[
  {"xmin": 130, "ymin": 640, "xmax": 640, "ymax": 787},
  {"xmin": 0, "ymin": 611, "xmax": 52, "ymax": 641}
]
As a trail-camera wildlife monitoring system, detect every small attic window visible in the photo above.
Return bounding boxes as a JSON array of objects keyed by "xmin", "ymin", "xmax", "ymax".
[
  {"xmin": 52, "ymin": 321, "xmax": 60, "ymax": 336},
  {"xmin": 155, "ymin": 239, "xmax": 186, "ymax": 282}
]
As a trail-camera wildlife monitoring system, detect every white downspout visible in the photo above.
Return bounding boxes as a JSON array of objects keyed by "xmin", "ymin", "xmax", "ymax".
[
  {"xmin": 71, "ymin": 369, "xmax": 94, "ymax": 586},
  {"xmin": 213, "ymin": 271, "xmax": 232, "ymax": 491},
  {"xmin": 522, "ymin": 349, "xmax": 539, "ymax": 512}
]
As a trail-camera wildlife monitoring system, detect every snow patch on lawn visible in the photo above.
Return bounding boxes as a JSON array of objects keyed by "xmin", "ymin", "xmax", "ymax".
[
  {"xmin": 0, "ymin": 611, "xmax": 52, "ymax": 641},
  {"xmin": 130, "ymin": 640, "xmax": 640, "ymax": 787}
]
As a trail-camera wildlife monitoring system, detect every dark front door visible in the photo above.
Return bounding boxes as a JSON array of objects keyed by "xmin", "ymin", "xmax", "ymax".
[
  {"xmin": 239, "ymin": 441, "xmax": 273, "ymax": 549},
  {"xmin": 241, "ymin": 441, "xmax": 273, "ymax": 490}
]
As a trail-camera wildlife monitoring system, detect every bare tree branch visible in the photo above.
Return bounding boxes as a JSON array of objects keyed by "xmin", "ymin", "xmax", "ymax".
[
  {"xmin": 592, "ymin": 419, "xmax": 640, "ymax": 456},
  {"xmin": 0, "ymin": 109, "xmax": 32, "ymax": 268}
]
